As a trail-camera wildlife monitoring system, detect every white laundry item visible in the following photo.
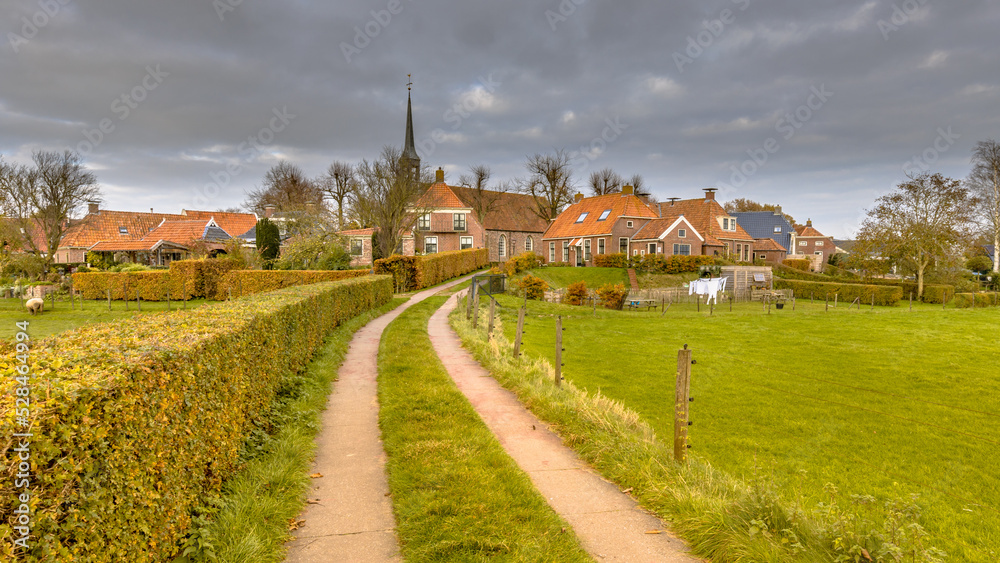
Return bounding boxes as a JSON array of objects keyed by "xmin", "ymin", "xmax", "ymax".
[{"xmin": 689, "ymin": 277, "xmax": 725, "ymax": 304}]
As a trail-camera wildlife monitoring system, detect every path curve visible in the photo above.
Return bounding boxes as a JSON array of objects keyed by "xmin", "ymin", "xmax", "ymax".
[
  {"xmin": 428, "ymin": 292, "xmax": 702, "ymax": 563},
  {"xmin": 284, "ymin": 276, "xmax": 473, "ymax": 563}
]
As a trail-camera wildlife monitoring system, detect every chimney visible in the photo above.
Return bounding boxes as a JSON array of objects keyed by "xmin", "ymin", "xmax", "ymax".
[
  {"xmin": 150, "ymin": 208, "xmax": 154, "ymax": 214},
  {"xmin": 264, "ymin": 205, "xmax": 275, "ymax": 218},
  {"xmin": 806, "ymin": 219, "xmax": 812, "ymax": 227},
  {"xmin": 622, "ymin": 185, "xmax": 634, "ymax": 195},
  {"xmin": 703, "ymin": 188, "xmax": 717, "ymax": 201},
  {"xmin": 435, "ymin": 167, "xmax": 445, "ymax": 183},
  {"xmin": 775, "ymin": 205, "xmax": 782, "ymax": 216},
  {"xmin": 574, "ymin": 192, "xmax": 584, "ymax": 203},
  {"xmin": 667, "ymin": 197, "xmax": 680, "ymax": 207},
  {"xmin": 88, "ymin": 201, "xmax": 99, "ymax": 214}
]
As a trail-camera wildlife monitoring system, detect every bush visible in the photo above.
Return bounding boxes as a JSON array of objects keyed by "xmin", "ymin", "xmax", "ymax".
[
  {"xmin": 593, "ymin": 253, "xmax": 626, "ymax": 268},
  {"xmin": 218, "ymin": 269, "xmax": 370, "ymax": 299},
  {"xmin": 562, "ymin": 281, "xmax": 588, "ymax": 305},
  {"xmin": 783, "ymin": 258, "xmax": 811, "ymax": 271},
  {"xmin": 169, "ymin": 259, "xmax": 242, "ymax": 299},
  {"xmin": 545, "ymin": 261, "xmax": 570, "ymax": 267},
  {"xmin": 375, "ymin": 248, "xmax": 488, "ymax": 292},
  {"xmin": 774, "ymin": 279, "xmax": 903, "ymax": 306},
  {"xmin": 596, "ymin": 283, "xmax": 627, "ymax": 309},
  {"xmin": 0, "ymin": 275, "xmax": 393, "ymax": 561},
  {"xmin": 514, "ymin": 273, "xmax": 549, "ymax": 300},
  {"xmin": 72, "ymin": 271, "xmax": 174, "ymax": 300},
  {"xmin": 274, "ymin": 230, "xmax": 352, "ymax": 271},
  {"xmin": 592, "ymin": 253, "xmax": 712, "ymax": 273},
  {"xmin": 504, "ymin": 252, "xmax": 544, "ymax": 276},
  {"xmin": 108, "ymin": 263, "xmax": 151, "ymax": 273},
  {"xmin": 953, "ymin": 292, "xmax": 998, "ymax": 308}
]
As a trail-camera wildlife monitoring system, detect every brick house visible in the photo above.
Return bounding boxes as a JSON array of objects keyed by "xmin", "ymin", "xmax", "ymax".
[
  {"xmin": 656, "ymin": 189, "xmax": 757, "ymax": 260},
  {"xmin": 629, "ymin": 215, "xmax": 705, "ymax": 257},
  {"xmin": 730, "ymin": 210, "xmax": 796, "ymax": 258},
  {"xmin": 411, "ymin": 169, "xmax": 548, "ymax": 262},
  {"xmin": 790, "ymin": 220, "xmax": 836, "ymax": 269},
  {"xmin": 752, "ymin": 237, "xmax": 788, "ymax": 264}
]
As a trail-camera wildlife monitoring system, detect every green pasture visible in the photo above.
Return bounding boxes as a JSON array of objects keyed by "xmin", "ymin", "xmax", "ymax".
[
  {"xmin": 527, "ymin": 266, "xmax": 627, "ymax": 289},
  {"xmin": 495, "ymin": 295, "xmax": 1000, "ymax": 561},
  {"xmin": 0, "ymin": 297, "xmax": 212, "ymax": 340}
]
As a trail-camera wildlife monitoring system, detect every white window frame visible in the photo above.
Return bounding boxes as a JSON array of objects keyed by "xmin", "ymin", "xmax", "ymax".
[
  {"xmin": 816, "ymin": 241, "xmax": 824, "ymax": 247},
  {"xmin": 562, "ymin": 241, "xmax": 570, "ymax": 262},
  {"xmin": 575, "ymin": 212, "xmax": 589, "ymax": 223},
  {"xmin": 498, "ymin": 235, "xmax": 507, "ymax": 258},
  {"xmin": 598, "ymin": 238, "xmax": 605, "ymax": 255},
  {"xmin": 525, "ymin": 236, "xmax": 533, "ymax": 252},
  {"xmin": 549, "ymin": 241, "xmax": 556, "ymax": 262},
  {"xmin": 418, "ymin": 214, "xmax": 431, "ymax": 230},
  {"xmin": 453, "ymin": 213, "xmax": 466, "ymax": 231},
  {"xmin": 648, "ymin": 243, "xmax": 657, "ymax": 255},
  {"xmin": 799, "ymin": 241, "xmax": 808, "ymax": 246},
  {"xmin": 350, "ymin": 238, "xmax": 364, "ymax": 256},
  {"xmin": 619, "ymin": 237, "xmax": 628, "ymax": 254},
  {"xmin": 678, "ymin": 229, "xmax": 686, "ymax": 238},
  {"xmin": 773, "ymin": 225, "xmax": 782, "ymax": 233},
  {"xmin": 597, "ymin": 209, "xmax": 612, "ymax": 221},
  {"xmin": 627, "ymin": 221, "xmax": 634, "ymax": 228},
  {"xmin": 633, "ymin": 249, "xmax": 638, "ymax": 256},
  {"xmin": 673, "ymin": 243, "xmax": 691, "ymax": 256},
  {"xmin": 815, "ymin": 251, "xmax": 823, "ymax": 256},
  {"xmin": 584, "ymin": 239, "xmax": 592, "ymax": 261},
  {"xmin": 460, "ymin": 236, "xmax": 473, "ymax": 250},
  {"xmin": 424, "ymin": 236, "xmax": 438, "ymax": 254}
]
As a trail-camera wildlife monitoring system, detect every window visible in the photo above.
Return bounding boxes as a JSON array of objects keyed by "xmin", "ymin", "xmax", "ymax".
[
  {"xmin": 584, "ymin": 239, "xmax": 591, "ymax": 261},
  {"xmin": 722, "ymin": 218, "xmax": 728, "ymax": 230},
  {"xmin": 499, "ymin": 235, "xmax": 507, "ymax": 258},
  {"xmin": 549, "ymin": 241, "xmax": 556, "ymax": 262},
  {"xmin": 678, "ymin": 229, "xmax": 686, "ymax": 238},
  {"xmin": 773, "ymin": 225, "xmax": 782, "ymax": 233},
  {"xmin": 633, "ymin": 249, "xmax": 638, "ymax": 256},
  {"xmin": 562, "ymin": 241, "xmax": 569, "ymax": 262},
  {"xmin": 525, "ymin": 236, "xmax": 533, "ymax": 252},
  {"xmin": 731, "ymin": 218, "xmax": 737, "ymax": 230},
  {"xmin": 460, "ymin": 236, "xmax": 473, "ymax": 250},
  {"xmin": 597, "ymin": 209, "xmax": 612, "ymax": 221},
  {"xmin": 744, "ymin": 246, "xmax": 750, "ymax": 261},
  {"xmin": 453, "ymin": 213, "xmax": 466, "ymax": 231},
  {"xmin": 598, "ymin": 238, "xmax": 605, "ymax": 255},
  {"xmin": 575, "ymin": 212, "xmax": 589, "ymax": 223},
  {"xmin": 424, "ymin": 236, "xmax": 438, "ymax": 254},
  {"xmin": 417, "ymin": 214, "xmax": 430, "ymax": 230},
  {"xmin": 799, "ymin": 241, "xmax": 808, "ymax": 246},
  {"xmin": 816, "ymin": 241, "xmax": 824, "ymax": 246},
  {"xmin": 350, "ymin": 239, "xmax": 364, "ymax": 255},
  {"xmin": 673, "ymin": 244, "xmax": 691, "ymax": 256},
  {"xmin": 619, "ymin": 237, "xmax": 628, "ymax": 253},
  {"xmin": 815, "ymin": 251, "xmax": 823, "ymax": 256},
  {"xmin": 648, "ymin": 243, "xmax": 657, "ymax": 255},
  {"xmin": 118, "ymin": 226, "xmax": 128, "ymax": 234},
  {"xmin": 627, "ymin": 221, "xmax": 633, "ymax": 228},
  {"xmin": 735, "ymin": 244, "xmax": 742, "ymax": 259}
]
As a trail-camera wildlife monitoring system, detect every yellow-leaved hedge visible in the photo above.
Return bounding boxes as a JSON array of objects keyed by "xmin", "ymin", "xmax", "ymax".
[
  {"xmin": 374, "ymin": 248, "xmax": 488, "ymax": 292},
  {"xmin": 71, "ymin": 271, "xmax": 175, "ymax": 300},
  {"xmin": 0, "ymin": 275, "xmax": 393, "ymax": 562},
  {"xmin": 168, "ymin": 259, "xmax": 242, "ymax": 299},
  {"xmin": 217, "ymin": 269, "xmax": 370, "ymax": 299}
]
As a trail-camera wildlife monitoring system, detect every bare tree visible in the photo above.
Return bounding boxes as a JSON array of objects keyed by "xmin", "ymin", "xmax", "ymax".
[
  {"xmin": 518, "ymin": 150, "xmax": 575, "ymax": 222},
  {"xmin": 968, "ymin": 139, "xmax": 1000, "ymax": 272},
  {"xmin": 853, "ymin": 172, "xmax": 974, "ymax": 297},
  {"xmin": 244, "ymin": 161, "xmax": 324, "ymax": 216},
  {"xmin": 588, "ymin": 168, "xmax": 623, "ymax": 196},
  {"xmin": 320, "ymin": 161, "xmax": 355, "ymax": 230},
  {"xmin": 351, "ymin": 145, "xmax": 428, "ymax": 259},
  {"xmin": 626, "ymin": 174, "xmax": 651, "ymax": 198},
  {"xmin": 456, "ymin": 164, "xmax": 510, "ymax": 250},
  {"xmin": 0, "ymin": 151, "xmax": 101, "ymax": 267}
]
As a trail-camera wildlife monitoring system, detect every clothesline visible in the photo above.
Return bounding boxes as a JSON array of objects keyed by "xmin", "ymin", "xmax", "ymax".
[{"xmin": 688, "ymin": 277, "xmax": 727, "ymax": 304}]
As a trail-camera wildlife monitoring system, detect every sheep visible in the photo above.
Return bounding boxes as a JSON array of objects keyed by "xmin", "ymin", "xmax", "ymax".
[{"xmin": 25, "ymin": 297, "xmax": 44, "ymax": 315}]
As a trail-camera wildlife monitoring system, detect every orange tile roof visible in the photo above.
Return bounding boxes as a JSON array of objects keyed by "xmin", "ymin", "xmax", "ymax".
[
  {"xmin": 632, "ymin": 215, "xmax": 701, "ymax": 241},
  {"xmin": 795, "ymin": 224, "xmax": 827, "ymax": 237},
  {"xmin": 60, "ymin": 210, "xmax": 187, "ymax": 248},
  {"xmin": 338, "ymin": 228, "xmax": 376, "ymax": 236},
  {"xmin": 89, "ymin": 240, "xmax": 159, "ymax": 251},
  {"xmin": 1, "ymin": 218, "xmax": 49, "ymax": 253},
  {"xmin": 182, "ymin": 210, "xmax": 257, "ymax": 238},
  {"xmin": 414, "ymin": 183, "xmax": 467, "ymax": 209},
  {"xmin": 450, "ymin": 186, "xmax": 549, "ymax": 233},
  {"xmin": 657, "ymin": 197, "xmax": 755, "ymax": 243},
  {"xmin": 543, "ymin": 193, "xmax": 658, "ymax": 239},
  {"xmin": 143, "ymin": 220, "xmax": 210, "ymax": 245},
  {"xmin": 754, "ymin": 237, "xmax": 787, "ymax": 252}
]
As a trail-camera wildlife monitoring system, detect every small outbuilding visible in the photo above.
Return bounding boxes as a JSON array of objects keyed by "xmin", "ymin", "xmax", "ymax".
[{"xmin": 720, "ymin": 266, "xmax": 773, "ymax": 301}]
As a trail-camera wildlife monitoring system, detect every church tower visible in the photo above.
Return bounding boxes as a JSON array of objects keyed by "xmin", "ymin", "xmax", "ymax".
[{"xmin": 400, "ymin": 75, "xmax": 421, "ymax": 183}]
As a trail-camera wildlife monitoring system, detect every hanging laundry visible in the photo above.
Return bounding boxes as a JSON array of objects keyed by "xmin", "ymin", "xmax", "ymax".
[{"xmin": 689, "ymin": 277, "xmax": 727, "ymax": 304}]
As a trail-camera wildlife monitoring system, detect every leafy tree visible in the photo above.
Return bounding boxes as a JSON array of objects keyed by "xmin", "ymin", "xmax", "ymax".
[
  {"xmin": 967, "ymin": 139, "xmax": 1000, "ymax": 272},
  {"xmin": 518, "ymin": 150, "xmax": 575, "ymax": 221},
  {"xmin": 255, "ymin": 217, "xmax": 281, "ymax": 269},
  {"xmin": 853, "ymin": 173, "xmax": 974, "ymax": 297},
  {"xmin": 351, "ymin": 145, "xmax": 428, "ymax": 259},
  {"xmin": 0, "ymin": 150, "xmax": 101, "ymax": 267},
  {"xmin": 588, "ymin": 168, "xmax": 624, "ymax": 196},
  {"xmin": 722, "ymin": 198, "xmax": 796, "ymax": 225},
  {"xmin": 275, "ymin": 229, "xmax": 351, "ymax": 270},
  {"xmin": 966, "ymin": 255, "xmax": 993, "ymax": 275}
]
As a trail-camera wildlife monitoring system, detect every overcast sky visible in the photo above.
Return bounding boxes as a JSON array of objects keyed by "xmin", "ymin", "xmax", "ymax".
[{"xmin": 2, "ymin": 0, "xmax": 998, "ymax": 238}]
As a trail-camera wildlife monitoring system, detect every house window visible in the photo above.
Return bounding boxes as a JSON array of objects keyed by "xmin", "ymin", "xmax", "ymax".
[
  {"xmin": 584, "ymin": 239, "xmax": 592, "ymax": 261},
  {"xmin": 575, "ymin": 212, "xmax": 589, "ymax": 223},
  {"xmin": 673, "ymin": 244, "xmax": 691, "ymax": 256},
  {"xmin": 460, "ymin": 236, "xmax": 473, "ymax": 250},
  {"xmin": 549, "ymin": 241, "xmax": 556, "ymax": 262},
  {"xmin": 816, "ymin": 241, "xmax": 824, "ymax": 246},
  {"xmin": 678, "ymin": 229, "xmax": 686, "ymax": 238},
  {"xmin": 799, "ymin": 241, "xmax": 808, "ymax": 246},
  {"xmin": 815, "ymin": 251, "xmax": 823, "ymax": 256},
  {"xmin": 598, "ymin": 238, "xmax": 605, "ymax": 255},
  {"xmin": 627, "ymin": 221, "xmax": 633, "ymax": 228},
  {"xmin": 350, "ymin": 239, "xmax": 364, "ymax": 255},
  {"xmin": 418, "ymin": 214, "xmax": 430, "ymax": 230},
  {"xmin": 774, "ymin": 226, "xmax": 782, "ymax": 233},
  {"xmin": 731, "ymin": 218, "xmax": 737, "ymax": 231},
  {"xmin": 597, "ymin": 209, "xmax": 611, "ymax": 221},
  {"xmin": 735, "ymin": 244, "xmax": 742, "ymax": 259},
  {"xmin": 744, "ymin": 246, "xmax": 750, "ymax": 261},
  {"xmin": 640, "ymin": 249, "xmax": 646, "ymax": 256},
  {"xmin": 525, "ymin": 236, "xmax": 533, "ymax": 252},
  {"xmin": 499, "ymin": 235, "xmax": 507, "ymax": 258},
  {"xmin": 424, "ymin": 236, "xmax": 438, "ymax": 254},
  {"xmin": 619, "ymin": 237, "xmax": 628, "ymax": 253},
  {"xmin": 118, "ymin": 226, "xmax": 128, "ymax": 234},
  {"xmin": 453, "ymin": 213, "xmax": 466, "ymax": 231},
  {"xmin": 648, "ymin": 243, "xmax": 657, "ymax": 255},
  {"xmin": 562, "ymin": 241, "xmax": 569, "ymax": 262},
  {"xmin": 633, "ymin": 249, "xmax": 638, "ymax": 256}
]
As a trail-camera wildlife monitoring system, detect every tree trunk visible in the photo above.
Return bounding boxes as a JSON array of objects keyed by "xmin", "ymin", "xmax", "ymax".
[{"xmin": 994, "ymin": 234, "xmax": 999, "ymax": 273}]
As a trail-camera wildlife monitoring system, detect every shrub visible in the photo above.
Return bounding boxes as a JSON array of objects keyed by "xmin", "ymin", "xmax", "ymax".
[
  {"xmin": 953, "ymin": 292, "xmax": 997, "ymax": 308},
  {"xmin": 504, "ymin": 252, "xmax": 544, "ymax": 276},
  {"xmin": 545, "ymin": 261, "xmax": 570, "ymax": 268},
  {"xmin": 256, "ymin": 217, "xmax": 280, "ymax": 269},
  {"xmin": 596, "ymin": 283, "xmax": 628, "ymax": 309},
  {"xmin": 773, "ymin": 279, "xmax": 903, "ymax": 306},
  {"xmin": 108, "ymin": 263, "xmax": 151, "ymax": 273},
  {"xmin": 783, "ymin": 258, "xmax": 811, "ymax": 271},
  {"xmin": 218, "ymin": 269, "xmax": 369, "ymax": 299},
  {"xmin": 0, "ymin": 275, "xmax": 393, "ymax": 561},
  {"xmin": 514, "ymin": 273, "xmax": 549, "ymax": 300},
  {"xmin": 72, "ymin": 271, "xmax": 174, "ymax": 300},
  {"xmin": 169, "ymin": 259, "xmax": 242, "ymax": 299},
  {"xmin": 562, "ymin": 281, "xmax": 588, "ymax": 305},
  {"xmin": 592, "ymin": 253, "xmax": 711, "ymax": 273},
  {"xmin": 375, "ymin": 248, "xmax": 488, "ymax": 292},
  {"xmin": 593, "ymin": 253, "xmax": 626, "ymax": 268}
]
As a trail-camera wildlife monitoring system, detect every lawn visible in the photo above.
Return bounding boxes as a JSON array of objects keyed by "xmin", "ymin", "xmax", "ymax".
[
  {"xmin": 0, "ymin": 297, "xmax": 212, "ymax": 340},
  {"xmin": 495, "ymin": 295, "xmax": 1000, "ymax": 562},
  {"xmin": 524, "ymin": 266, "xmax": 627, "ymax": 289}
]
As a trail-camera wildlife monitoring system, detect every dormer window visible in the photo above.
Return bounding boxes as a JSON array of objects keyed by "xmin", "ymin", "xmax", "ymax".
[
  {"xmin": 721, "ymin": 218, "xmax": 736, "ymax": 231},
  {"xmin": 597, "ymin": 209, "xmax": 611, "ymax": 221},
  {"xmin": 119, "ymin": 226, "xmax": 128, "ymax": 234},
  {"xmin": 575, "ymin": 212, "xmax": 589, "ymax": 223},
  {"xmin": 773, "ymin": 225, "xmax": 782, "ymax": 233}
]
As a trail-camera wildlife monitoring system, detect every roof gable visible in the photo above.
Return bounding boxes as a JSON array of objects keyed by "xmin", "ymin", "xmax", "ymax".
[
  {"xmin": 543, "ymin": 193, "xmax": 658, "ymax": 239},
  {"xmin": 632, "ymin": 216, "xmax": 704, "ymax": 242}
]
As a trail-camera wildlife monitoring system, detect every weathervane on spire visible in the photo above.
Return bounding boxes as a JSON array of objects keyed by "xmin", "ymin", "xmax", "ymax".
[{"xmin": 407, "ymin": 74, "xmax": 412, "ymax": 91}]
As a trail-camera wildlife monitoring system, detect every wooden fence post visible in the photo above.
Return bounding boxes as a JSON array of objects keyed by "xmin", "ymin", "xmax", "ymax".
[
  {"xmin": 467, "ymin": 284, "xmax": 476, "ymax": 320},
  {"xmin": 124, "ymin": 280, "xmax": 129, "ymax": 311},
  {"xmin": 472, "ymin": 290, "xmax": 481, "ymax": 329},
  {"xmin": 792, "ymin": 296, "xmax": 796, "ymax": 311},
  {"xmin": 825, "ymin": 293, "xmax": 829, "ymax": 313},
  {"xmin": 136, "ymin": 290, "xmax": 141, "ymax": 312},
  {"xmin": 674, "ymin": 344, "xmax": 693, "ymax": 464},
  {"xmin": 70, "ymin": 288, "xmax": 75, "ymax": 310},
  {"xmin": 729, "ymin": 294, "xmax": 733, "ymax": 312},
  {"xmin": 487, "ymin": 298, "xmax": 496, "ymax": 338},
  {"xmin": 697, "ymin": 294, "xmax": 701, "ymax": 313},
  {"xmin": 167, "ymin": 289, "xmax": 171, "ymax": 311},
  {"xmin": 909, "ymin": 292, "xmax": 913, "ymax": 311},
  {"xmin": 513, "ymin": 306, "xmax": 526, "ymax": 358},
  {"xmin": 183, "ymin": 280, "xmax": 188, "ymax": 309},
  {"xmin": 834, "ymin": 293, "xmax": 838, "ymax": 308},
  {"xmin": 555, "ymin": 315, "xmax": 563, "ymax": 387},
  {"xmin": 871, "ymin": 293, "xmax": 875, "ymax": 311},
  {"xmin": 107, "ymin": 288, "xmax": 111, "ymax": 311}
]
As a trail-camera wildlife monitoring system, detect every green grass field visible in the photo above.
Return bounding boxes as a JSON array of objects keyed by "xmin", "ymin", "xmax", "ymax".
[
  {"xmin": 496, "ymin": 295, "xmax": 1000, "ymax": 561},
  {"xmin": 0, "ymin": 297, "xmax": 212, "ymax": 340},
  {"xmin": 526, "ymin": 266, "xmax": 627, "ymax": 289}
]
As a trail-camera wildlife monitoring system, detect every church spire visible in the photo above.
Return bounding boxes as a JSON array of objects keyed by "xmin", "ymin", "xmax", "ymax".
[{"xmin": 401, "ymin": 75, "xmax": 420, "ymax": 181}]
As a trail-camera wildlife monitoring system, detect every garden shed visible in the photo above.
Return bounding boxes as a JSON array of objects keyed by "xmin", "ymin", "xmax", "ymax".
[{"xmin": 720, "ymin": 266, "xmax": 773, "ymax": 301}]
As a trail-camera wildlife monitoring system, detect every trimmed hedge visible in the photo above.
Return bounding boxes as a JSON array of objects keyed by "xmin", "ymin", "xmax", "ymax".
[
  {"xmin": 374, "ymin": 248, "xmax": 488, "ymax": 292},
  {"xmin": 774, "ymin": 279, "xmax": 903, "ymax": 306},
  {"xmin": 592, "ymin": 253, "xmax": 713, "ymax": 273},
  {"xmin": 169, "ymin": 259, "xmax": 242, "ymax": 300},
  {"xmin": 0, "ymin": 275, "xmax": 393, "ymax": 562},
  {"xmin": 217, "ymin": 269, "xmax": 370, "ymax": 299},
  {"xmin": 853, "ymin": 279, "xmax": 955, "ymax": 304},
  {"xmin": 71, "ymin": 271, "xmax": 175, "ymax": 301},
  {"xmin": 953, "ymin": 292, "xmax": 999, "ymax": 308},
  {"xmin": 782, "ymin": 258, "xmax": 811, "ymax": 271}
]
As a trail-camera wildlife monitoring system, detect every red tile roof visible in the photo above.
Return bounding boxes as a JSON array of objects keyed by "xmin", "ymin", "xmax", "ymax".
[
  {"xmin": 543, "ymin": 193, "xmax": 658, "ymax": 239},
  {"xmin": 1, "ymin": 218, "xmax": 49, "ymax": 253},
  {"xmin": 450, "ymin": 186, "xmax": 549, "ymax": 233},
  {"xmin": 143, "ymin": 220, "xmax": 210, "ymax": 245},
  {"xmin": 795, "ymin": 224, "xmax": 827, "ymax": 237},
  {"xmin": 632, "ymin": 215, "xmax": 703, "ymax": 241},
  {"xmin": 181, "ymin": 210, "xmax": 257, "ymax": 238},
  {"xmin": 60, "ymin": 210, "xmax": 187, "ymax": 248},
  {"xmin": 338, "ymin": 228, "xmax": 376, "ymax": 236},
  {"xmin": 656, "ymin": 198, "xmax": 755, "ymax": 244},
  {"xmin": 414, "ymin": 183, "xmax": 467, "ymax": 209},
  {"xmin": 753, "ymin": 237, "xmax": 787, "ymax": 252}
]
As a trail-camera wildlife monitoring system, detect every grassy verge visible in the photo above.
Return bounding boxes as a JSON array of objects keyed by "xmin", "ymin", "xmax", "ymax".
[
  {"xmin": 173, "ymin": 298, "xmax": 406, "ymax": 563},
  {"xmin": 0, "ymin": 297, "xmax": 211, "ymax": 339},
  {"xmin": 378, "ymin": 295, "xmax": 592, "ymax": 562},
  {"xmin": 450, "ymin": 296, "xmax": 965, "ymax": 562}
]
